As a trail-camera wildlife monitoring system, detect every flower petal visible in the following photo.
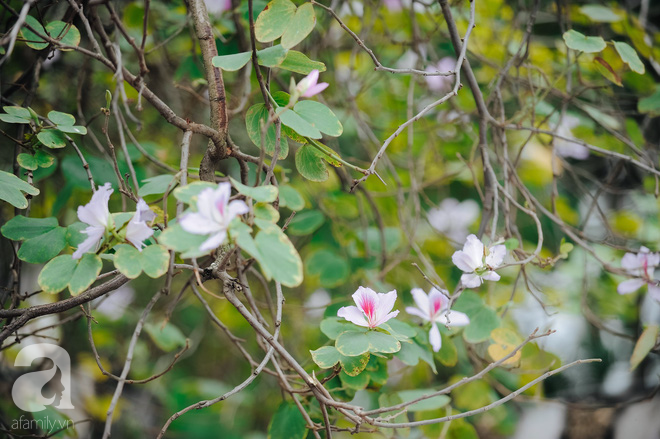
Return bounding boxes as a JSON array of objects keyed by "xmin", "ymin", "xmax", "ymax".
[
  {"xmin": 410, "ymin": 287, "xmax": 430, "ymax": 316},
  {"xmin": 437, "ymin": 310, "xmax": 470, "ymax": 327},
  {"xmin": 375, "ymin": 310, "xmax": 400, "ymax": 327},
  {"xmin": 135, "ymin": 199, "xmax": 156, "ymax": 223},
  {"xmin": 463, "ymin": 234, "xmax": 484, "ymax": 267},
  {"xmin": 179, "ymin": 212, "xmax": 224, "ymax": 235},
  {"xmin": 482, "ymin": 271, "xmax": 501, "ymax": 282},
  {"xmin": 125, "ymin": 220, "xmax": 154, "ymax": 250},
  {"xmin": 461, "ymin": 273, "xmax": 482, "ymax": 288},
  {"xmin": 621, "ymin": 252, "xmax": 642, "ymax": 271},
  {"xmin": 617, "ymin": 278, "xmax": 645, "ymax": 295},
  {"xmin": 72, "ymin": 226, "xmax": 105, "ymax": 259},
  {"xmin": 486, "ymin": 244, "xmax": 506, "ymax": 267},
  {"xmin": 452, "ymin": 250, "xmax": 478, "ymax": 273},
  {"xmin": 374, "ymin": 289, "xmax": 397, "ymax": 324},
  {"xmin": 337, "ymin": 305, "xmax": 369, "ymax": 327},
  {"xmin": 199, "ymin": 230, "xmax": 227, "ymax": 252},
  {"xmin": 302, "ymin": 82, "xmax": 329, "ymax": 97},
  {"xmin": 352, "ymin": 286, "xmax": 379, "ymax": 316},
  {"xmin": 227, "ymin": 199, "xmax": 249, "ymax": 219},
  {"xmin": 428, "ymin": 287, "xmax": 449, "ymax": 316},
  {"xmin": 405, "ymin": 306, "xmax": 429, "ymax": 321},
  {"xmin": 77, "ymin": 182, "xmax": 113, "ymax": 228},
  {"xmin": 429, "ymin": 323, "xmax": 442, "ymax": 352},
  {"xmin": 648, "ymin": 283, "xmax": 660, "ymax": 302}
]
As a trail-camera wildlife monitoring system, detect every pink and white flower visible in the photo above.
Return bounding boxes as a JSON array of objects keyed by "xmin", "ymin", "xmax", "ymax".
[
  {"xmin": 406, "ymin": 287, "xmax": 470, "ymax": 352},
  {"xmin": 179, "ymin": 182, "xmax": 248, "ymax": 252},
  {"xmin": 337, "ymin": 286, "xmax": 399, "ymax": 329},
  {"xmin": 73, "ymin": 183, "xmax": 113, "ymax": 259},
  {"xmin": 618, "ymin": 246, "xmax": 660, "ymax": 300},
  {"xmin": 425, "ymin": 57, "xmax": 455, "ymax": 92},
  {"xmin": 452, "ymin": 234, "xmax": 506, "ymax": 288},
  {"xmin": 125, "ymin": 199, "xmax": 156, "ymax": 250},
  {"xmin": 295, "ymin": 70, "xmax": 329, "ymax": 98}
]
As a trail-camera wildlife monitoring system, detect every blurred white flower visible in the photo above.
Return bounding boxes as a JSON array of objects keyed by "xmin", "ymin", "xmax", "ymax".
[
  {"xmin": 337, "ymin": 286, "xmax": 399, "ymax": 329},
  {"xmin": 125, "ymin": 199, "xmax": 156, "ymax": 250},
  {"xmin": 204, "ymin": 0, "xmax": 231, "ymax": 14},
  {"xmin": 618, "ymin": 246, "xmax": 660, "ymax": 300},
  {"xmin": 180, "ymin": 182, "xmax": 249, "ymax": 252},
  {"xmin": 425, "ymin": 57, "xmax": 455, "ymax": 92},
  {"xmin": 94, "ymin": 285, "xmax": 135, "ymax": 321},
  {"xmin": 73, "ymin": 183, "xmax": 113, "ymax": 259},
  {"xmin": 554, "ymin": 115, "xmax": 589, "ymax": 160},
  {"xmin": 406, "ymin": 287, "xmax": 469, "ymax": 351},
  {"xmin": 428, "ymin": 198, "xmax": 480, "ymax": 242},
  {"xmin": 304, "ymin": 289, "xmax": 331, "ymax": 319},
  {"xmin": 452, "ymin": 234, "xmax": 506, "ymax": 288}
]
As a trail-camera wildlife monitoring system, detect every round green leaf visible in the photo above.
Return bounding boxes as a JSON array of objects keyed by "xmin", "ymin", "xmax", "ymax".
[
  {"xmin": 267, "ymin": 401, "xmax": 307, "ymax": 439},
  {"xmin": 293, "ymin": 100, "xmax": 343, "ymax": 137},
  {"xmin": 173, "ymin": 181, "xmax": 218, "ymax": 205},
  {"xmin": 37, "ymin": 129, "xmax": 67, "ymax": 148},
  {"xmin": 305, "ymin": 248, "xmax": 349, "ymax": 288},
  {"xmin": 320, "ymin": 317, "xmax": 367, "ymax": 339},
  {"xmin": 339, "ymin": 369, "xmax": 370, "ymax": 390},
  {"xmin": 340, "ymin": 352, "xmax": 371, "ymax": 377},
  {"xmin": 579, "ymin": 5, "xmax": 621, "ymax": 22},
  {"xmin": 256, "ymin": 45, "xmax": 288, "ymax": 68},
  {"xmin": 245, "ymin": 103, "xmax": 288, "ymax": 159},
  {"xmin": 140, "ymin": 244, "xmax": 170, "ymax": 278},
  {"xmin": 3, "ymin": 106, "xmax": 32, "ymax": 119},
  {"xmin": 144, "ymin": 322, "xmax": 187, "ymax": 351},
  {"xmin": 614, "ymin": 41, "xmax": 645, "ymax": 74},
  {"xmin": 463, "ymin": 307, "xmax": 501, "ymax": 344},
  {"xmin": 281, "ymin": 3, "xmax": 316, "ymax": 49},
  {"xmin": 295, "ymin": 144, "xmax": 328, "ymax": 182},
  {"xmin": 17, "ymin": 226, "xmax": 67, "ymax": 263},
  {"xmin": 310, "ymin": 346, "xmax": 341, "ymax": 369},
  {"xmin": 278, "ymin": 50, "xmax": 326, "ymax": 74},
  {"xmin": 279, "ymin": 109, "xmax": 321, "ymax": 139},
  {"xmin": 287, "ymin": 209, "xmax": 325, "ymax": 235},
  {"xmin": 336, "ymin": 331, "xmax": 370, "ymax": 356},
  {"xmin": 435, "ymin": 332, "xmax": 458, "ymax": 367},
  {"xmin": 158, "ymin": 223, "xmax": 208, "ymax": 258},
  {"xmin": 562, "ymin": 30, "xmax": 606, "ymax": 53},
  {"xmin": 68, "ymin": 253, "xmax": 102, "ymax": 295},
  {"xmin": 254, "ymin": 227, "xmax": 303, "ymax": 287},
  {"xmin": 0, "ymin": 170, "xmax": 40, "ymax": 209},
  {"xmin": 45, "ymin": 21, "xmax": 81, "ymax": 49},
  {"xmin": 57, "ymin": 125, "xmax": 87, "ymax": 135},
  {"xmin": 229, "ymin": 176, "xmax": 278, "ymax": 202},
  {"xmin": 255, "ymin": 0, "xmax": 297, "ymax": 43},
  {"xmin": 17, "ymin": 153, "xmax": 38, "ymax": 171},
  {"xmin": 138, "ymin": 174, "xmax": 176, "ymax": 197},
  {"xmin": 211, "ymin": 51, "xmax": 252, "ymax": 71},
  {"xmin": 21, "ymin": 16, "xmax": 48, "ymax": 50},
  {"xmin": 66, "ymin": 222, "xmax": 87, "ymax": 247},
  {"xmin": 254, "ymin": 203, "xmax": 280, "ymax": 222},
  {"xmin": 366, "ymin": 331, "xmax": 401, "ymax": 354},
  {"xmin": 278, "ymin": 185, "xmax": 305, "ymax": 210},
  {"xmin": 1, "ymin": 215, "xmax": 58, "ymax": 240},
  {"xmin": 48, "ymin": 111, "xmax": 75, "ymax": 126},
  {"xmin": 397, "ymin": 390, "xmax": 450, "ymax": 412},
  {"xmin": 38, "ymin": 255, "xmax": 77, "ymax": 294},
  {"xmin": 34, "ymin": 150, "xmax": 55, "ymax": 168},
  {"xmin": 114, "ymin": 244, "xmax": 143, "ymax": 279}
]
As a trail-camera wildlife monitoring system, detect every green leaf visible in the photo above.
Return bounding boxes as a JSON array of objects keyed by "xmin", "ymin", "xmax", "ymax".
[
  {"xmin": 254, "ymin": 203, "xmax": 280, "ymax": 222},
  {"xmin": 17, "ymin": 227, "xmax": 67, "ymax": 263},
  {"xmin": 293, "ymin": 100, "xmax": 343, "ymax": 137},
  {"xmin": 3, "ymin": 106, "xmax": 31, "ymax": 120},
  {"xmin": 211, "ymin": 51, "xmax": 252, "ymax": 71},
  {"xmin": 68, "ymin": 253, "xmax": 102, "ymax": 295},
  {"xmin": 38, "ymin": 255, "xmax": 77, "ymax": 294},
  {"xmin": 340, "ymin": 352, "xmax": 370, "ymax": 376},
  {"xmin": 34, "ymin": 150, "xmax": 55, "ymax": 168},
  {"xmin": 17, "ymin": 153, "xmax": 38, "ymax": 171},
  {"xmin": 66, "ymin": 222, "xmax": 87, "ymax": 247},
  {"xmin": 396, "ymin": 338, "xmax": 438, "ymax": 373},
  {"xmin": 144, "ymin": 322, "xmax": 187, "ymax": 351},
  {"xmin": 630, "ymin": 324, "xmax": 659, "ymax": 371},
  {"xmin": 559, "ymin": 238, "xmax": 574, "ymax": 259},
  {"xmin": 503, "ymin": 237, "xmax": 519, "ymax": 251},
  {"xmin": 335, "ymin": 330, "xmax": 401, "ymax": 356},
  {"xmin": 21, "ymin": 16, "xmax": 48, "ymax": 50},
  {"xmin": 245, "ymin": 103, "xmax": 289, "ymax": 159},
  {"xmin": 45, "ymin": 21, "xmax": 81, "ymax": 49},
  {"xmin": 563, "ymin": 30, "xmax": 606, "ymax": 53},
  {"xmin": 366, "ymin": 331, "xmax": 401, "ymax": 353},
  {"xmin": 48, "ymin": 111, "xmax": 75, "ymax": 126},
  {"xmin": 1, "ymin": 215, "xmax": 58, "ymax": 240},
  {"xmin": 310, "ymin": 346, "xmax": 340, "ymax": 369},
  {"xmin": 114, "ymin": 244, "xmax": 143, "ymax": 279},
  {"xmin": 287, "ymin": 209, "xmax": 325, "ymax": 235},
  {"xmin": 278, "ymin": 50, "xmax": 326, "ymax": 74},
  {"xmin": 140, "ymin": 244, "xmax": 170, "ymax": 278},
  {"xmin": 278, "ymin": 185, "xmax": 305, "ymax": 210},
  {"xmin": 255, "ymin": 0, "xmax": 297, "ymax": 43},
  {"xmin": 613, "ymin": 41, "xmax": 645, "ymax": 74},
  {"xmin": 435, "ymin": 332, "xmax": 458, "ymax": 367},
  {"xmin": 37, "ymin": 129, "xmax": 67, "ymax": 148},
  {"xmin": 173, "ymin": 181, "xmax": 218, "ymax": 205},
  {"xmin": 158, "ymin": 223, "xmax": 208, "ymax": 258},
  {"xmin": 295, "ymin": 144, "xmax": 328, "ymax": 181},
  {"xmin": 339, "ymin": 369, "xmax": 370, "ymax": 390},
  {"xmin": 138, "ymin": 174, "xmax": 176, "ymax": 197},
  {"xmin": 463, "ymin": 307, "xmax": 501, "ymax": 344},
  {"xmin": 229, "ymin": 176, "xmax": 278, "ymax": 202},
  {"xmin": 0, "ymin": 114, "xmax": 31, "ymax": 124},
  {"xmin": 279, "ymin": 109, "xmax": 321, "ymax": 138},
  {"xmin": 305, "ymin": 248, "xmax": 349, "ymax": 288},
  {"xmin": 638, "ymin": 87, "xmax": 660, "ymax": 116},
  {"xmin": 254, "ymin": 227, "xmax": 303, "ymax": 287},
  {"xmin": 281, "ymin": 3, "xmax": 316, "ymax": 49},
  {"xmin": 320, "ymin": 317, "xmax": 366, "ymax": 339},
  {"xmin": 56, "ymin": 125, "xmax": 87, "ymax": 135},
  {"xmin": 396, "ymin": 390, "xmax": 450, "ymax": 412},
  {"xmin": 579, "ymin": 5, "xmax": 622, "ymax": 22},
  {"xmin": 0, "ymin": 170, "xmax": 40, "ymax": 209},
  {"xmin": 256, "ymin": 45, "xmax": 289, "ymax": 68},
  {"xmin": 267, "ymin": 401, "xmax": 307, "ymax": 439}
]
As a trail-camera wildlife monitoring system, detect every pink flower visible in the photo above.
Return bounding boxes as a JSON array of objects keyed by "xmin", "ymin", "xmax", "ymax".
[
  {"xmin": 406, "ymin": 287, "xmax": 470, "ymax": 352},
  {"xmin": 383, "ymin": 0, "xmax": 402, "ymax": 11},
  {"xmin": 295, "ymin": 70, "xmax": 329, "ymax": 98},
  {"xmin": 179, "ymin": 182, "xmax": 248, "ymax": 252},
  {"xmin": 425, "ymin": 57, "xmax": 455, "ymax": 92},
  {"xmin": 452, "ymin": 234, "xmax": 506, "ymax": 288},
  {"xmin": 125, "ymin": 199, "xmax": 156, "ymax": 250},
  {"xmin": 204, "ymin": 0, "xmax": 232, "ymax": 14},
  {"xmin": 618, "ymin": 247, "xmax": 660, "ymax": 300},
  {"xmin": 337, "ymin": 286, "xmax": 399, "ymax": 329},
  {"xmin": 73, "ymin": 183, "xmax": 113, "ymax": 259}
]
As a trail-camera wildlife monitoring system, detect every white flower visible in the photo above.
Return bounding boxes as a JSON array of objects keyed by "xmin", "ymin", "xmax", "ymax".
[
  {"xmin": 554, "ymin": 115, "xmax": 589, "ymax": 160},
  {"xmin": 425, "ymin": 57, "xmax": 455, "ymax": 92},
  {"xmin": 73, "ymin": 183, "xmax": 113, "ymax": 259},
  {"xmin": 618, "ymin": 246, "xmax": 660, "ymax": 300},
  {"xmin": 337, "ymin": 286, "xmax": 399, "ymax": 329},
  {"xmin": 406, "ymin": 287, "xmax": 470, "ymax": 352},
  {"xmin": 179, "ymin": 182, "xmax": 249, "ymax": 252},
  {"xmin": 428, "ymin": 198, "xmax": 480, "ymax": 242},
  {"xmin": 125, "ymin": 199, "xmax": 156, "ymax": 250},
  {"xmin": 452, "ymin": 234, "xmax": 506, "ymax": 288}
]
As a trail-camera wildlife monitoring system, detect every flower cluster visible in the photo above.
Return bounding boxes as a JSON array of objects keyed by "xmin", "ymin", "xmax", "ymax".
[{"xmin": 73, "ymin": 183, "xmax": 155, "ymax": 259}]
